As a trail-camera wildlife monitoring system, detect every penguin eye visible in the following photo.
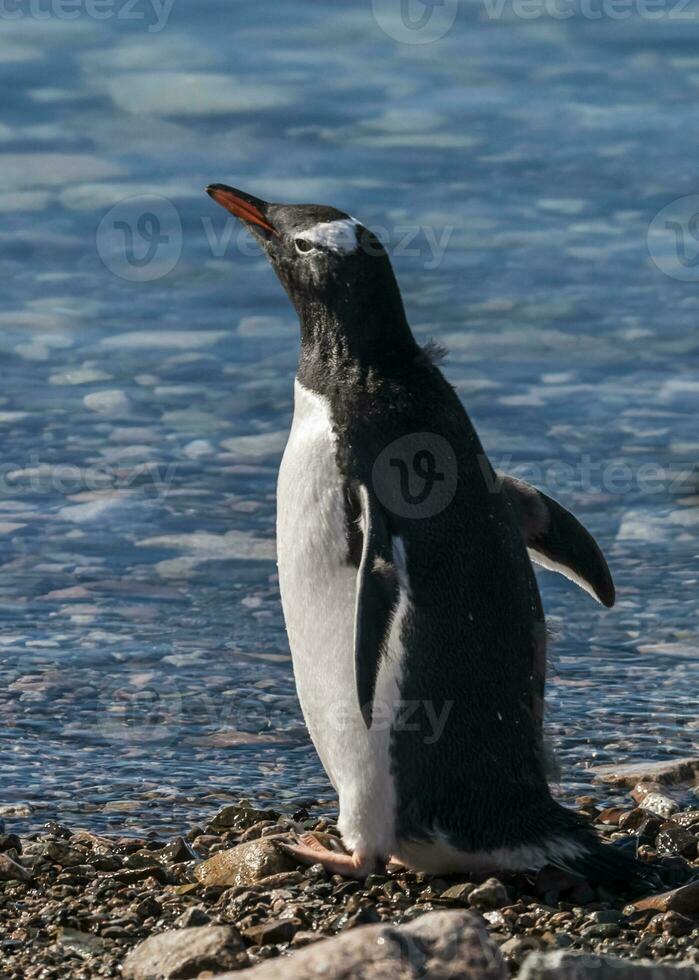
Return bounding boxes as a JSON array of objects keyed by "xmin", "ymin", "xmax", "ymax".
[{"xmin": 294, "ymin": 238, "xmax": 315, "ymax": 255}]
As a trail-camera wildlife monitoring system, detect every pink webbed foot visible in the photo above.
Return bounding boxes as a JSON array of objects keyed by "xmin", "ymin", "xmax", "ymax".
[{"xmin": 278, "ymin": 833, "xmax": 378, "ymax": 880}]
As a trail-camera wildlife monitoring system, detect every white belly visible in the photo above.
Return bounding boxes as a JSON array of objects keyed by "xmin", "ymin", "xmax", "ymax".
[{"xmin": 276, "ymin": 380, "xmax": 400, "ymax": 859}]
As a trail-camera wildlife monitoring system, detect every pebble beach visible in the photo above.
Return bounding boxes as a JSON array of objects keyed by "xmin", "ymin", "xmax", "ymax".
[{"xmin": 2, "ymin": 760, "xmax": 699, "ymax": 978}]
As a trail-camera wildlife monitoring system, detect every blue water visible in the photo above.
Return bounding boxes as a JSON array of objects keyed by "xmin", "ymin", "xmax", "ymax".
[{"xmin": 1, "ymin": 0, "xmax": 698, "ymax": 835}]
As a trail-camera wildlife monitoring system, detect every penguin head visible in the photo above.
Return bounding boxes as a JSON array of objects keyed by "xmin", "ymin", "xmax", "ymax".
[{"xmin": 206, "ymin": 183, "xmax": 411, "ymax": 358}]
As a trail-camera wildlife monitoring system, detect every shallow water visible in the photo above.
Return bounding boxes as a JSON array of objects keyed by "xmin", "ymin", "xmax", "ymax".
[{"xmin": 1, "ymin": 0, "xmax": 698, "ymax": 836}]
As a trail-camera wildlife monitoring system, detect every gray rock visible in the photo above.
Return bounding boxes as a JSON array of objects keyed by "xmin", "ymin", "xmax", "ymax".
[
  {"xmin": 519, "ymin": 950, "xmax": 699, "ymax": 979},
  {"xmin": 0, "ymin": 852, "xmax": 31, "ymax": 883},
  {"xmin": 468, "ymin": 878, "xmax": 509, "ymax": 909},
  {"xmin": 640, "ymin": 793, "xmax": 679, "ymax": 820},
  {"xmin": 241, "ymin": 918, "xmax": 300, "ymax": 946},
  {"xmin": 592, "ymin": 757, "xmax": 699, "ymax": 788},
  {"xmin": 174, "ymin": 907, "xmax": 210, "ymax": 928},
  {"xmin": 441, "ymin": 881, "xmax": 476, "ymax": 902},
  {"xmin": 208, "ymin": 801, "xmax": 279, "ymax": 832},
  {"xmin": 56, "ymin": 927, "xmax": 105, "ymax": 957},
  {"xmin": 193, "ymin": 838, "xmax": 297, "ymax": 888},
  {"xmin": 500, "ymin": 936, "xmax": 543, "ymax": 961},
  {"xmin": 122, "ymin": 925, "xmax": 247, "ymax": 979},
  {"xmin": 44, "ymin": 841, "xmax": 87, "ymax": 867},
  {"xmin": 212, "ymin": 910, "xmax": 506, "ymax": 979}
]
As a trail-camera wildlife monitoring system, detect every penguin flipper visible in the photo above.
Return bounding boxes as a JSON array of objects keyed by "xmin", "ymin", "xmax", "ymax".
[
  {"xmin": 353, "ymin": 485, "xmax": 399, "ymax": 729},
  {"xmin": 500, "ymin": 474, "xmax": 615, "ymax": 608}
]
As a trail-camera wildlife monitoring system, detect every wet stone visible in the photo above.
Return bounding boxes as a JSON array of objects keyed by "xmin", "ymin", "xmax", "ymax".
[
  {"xmin": 672, "ymin": 811, "xmax": 699, "ymax": 828},
  {"xmin": 44, "ymin": 841, "xmax": 87, "ymax": 867},
  {"xmin": 640, "ymin": 794, "xmax": 680, "ymax": 820},
  {"xmin": 194, "ymin": 838, "xmax": 297, "ymax": 888},
  {"xmin": 633, "ymin": 881, "xmax": 699, "ymax": 916},
  {"xmin": 656, "ymin": 824, "xmax": 697, "ymax": 858},
  {"xmin": 160, "ymin": 837, "xmax": 197, "ymax": 864},
  {"xmin": 208, "ymin": 802, "xmax": 281, "ymax": 833},
  {"xmin": 636, "ymin": 816, "xmax": 663, "ymax": 846},
  {"xmin": 618, "ymin": 808, "xmax": 651, "ymax": 832}
]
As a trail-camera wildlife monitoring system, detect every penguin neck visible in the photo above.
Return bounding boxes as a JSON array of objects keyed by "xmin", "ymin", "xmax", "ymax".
[{"xmin": 296, "ymin": 291, "xmax": 419, "ymax": 392}]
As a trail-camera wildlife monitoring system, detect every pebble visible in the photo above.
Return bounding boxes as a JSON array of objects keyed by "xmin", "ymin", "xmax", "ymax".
[
  {"xmin": 174, "ymin": 906, "xmax": 210, "ymax": 928},
  {"xmin": 242, "ymin": 918, "xmax": 301, "ymax": 945},
  {"xmin": 440, "ymin": 881, "xmax": 475, "ymax": 902},
  {"xmin": 640, "ymin": 794, "xmax": 680, "ymax": 820},
  {"xmin": 469, "ymin": 877, "xmax": 509, "ymax": 910}
]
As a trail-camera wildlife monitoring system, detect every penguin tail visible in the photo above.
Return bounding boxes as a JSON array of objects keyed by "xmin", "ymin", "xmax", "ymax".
[{"xmin": 546, "ymin": 828, "xmax": 663, "ymax": 897}]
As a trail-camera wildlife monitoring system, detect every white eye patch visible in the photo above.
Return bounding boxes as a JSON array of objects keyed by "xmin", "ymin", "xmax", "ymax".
[{"xmin": 295, "ymin": 217, "xmax": 359, "ymax": 254}]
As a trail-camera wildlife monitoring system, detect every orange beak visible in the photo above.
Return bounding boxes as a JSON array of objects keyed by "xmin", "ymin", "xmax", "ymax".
[{"xmin": 205, "ymin": 184, "xmax": 279, "ymax": 237}]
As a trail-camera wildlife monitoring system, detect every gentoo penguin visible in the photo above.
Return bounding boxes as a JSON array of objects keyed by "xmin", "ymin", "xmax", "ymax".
[{"xmin": 206, "ymin": 184, "xmax": 654, "ymax": 891}]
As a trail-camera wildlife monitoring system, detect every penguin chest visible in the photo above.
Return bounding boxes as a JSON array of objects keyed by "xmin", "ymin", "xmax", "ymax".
[
  {"xmin": 276, "ymin": 380, "xmax": 406, "ymax": 858},
  {"xmin": 276, "ymin": 383, "xmax": 356, "ymax": 777}
]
